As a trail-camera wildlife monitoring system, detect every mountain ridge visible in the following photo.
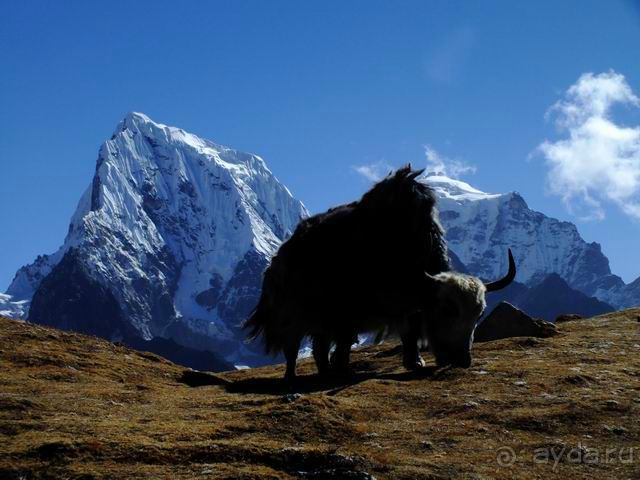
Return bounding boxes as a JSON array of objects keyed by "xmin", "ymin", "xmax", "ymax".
[
  {"xmin": 423, "ymin": 174, "xmax": 637, "ymax": 308},
  {"xmin": 1, "ymin": 114, "xmax": 637, "ymax": 367}
]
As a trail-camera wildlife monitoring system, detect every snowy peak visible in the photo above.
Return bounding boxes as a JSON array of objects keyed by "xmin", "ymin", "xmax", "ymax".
[
  {"xmin": 425, "ymin": 174, "xmax": 636, "ymax": 308},
  {"xmin": 8, "ymin": 113, "xmax": 308, "ymax": 366},
  {"xmin": 423, "ymin": 174, "xmax": 503, "ymax": 202}
]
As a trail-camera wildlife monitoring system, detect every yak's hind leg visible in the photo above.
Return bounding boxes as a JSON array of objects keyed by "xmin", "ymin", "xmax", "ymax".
[
  {"xmin": 401, "ymin": 313, "xmax": 426, "ymax": 370},
  {"xmin": 330, "ymin": 332, "xmax": 357, "ymax": 375},
  {"xmin": 283, "ymin": 335, "xmax": 302, "ymax": 383},
  {"xmin": 312, "ymin": 335, "xmax": 331, "ymax": 376}
]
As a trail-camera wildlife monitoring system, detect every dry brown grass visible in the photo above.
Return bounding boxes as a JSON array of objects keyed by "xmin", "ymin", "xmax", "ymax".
[{"xmin": 0, "ymin": 309, "xmax": 639, "ymax": 479}]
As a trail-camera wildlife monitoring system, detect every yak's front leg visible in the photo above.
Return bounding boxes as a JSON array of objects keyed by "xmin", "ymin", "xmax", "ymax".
[
  {"xmin": 330, "ymin": 332, "xmax": 357, "ymax": 375},
  {"xmin": 401, "ymin": 313, "xmax": 426, "ymax": 370},
  {"xmin": 312, "ymin": 334, "xmax": 331, "ymax": 376}
]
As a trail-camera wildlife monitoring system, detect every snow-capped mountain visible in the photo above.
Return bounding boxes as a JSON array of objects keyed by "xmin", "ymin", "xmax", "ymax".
[
  {"xmin": 424, "ymin": 175, "xmax": 637, "ymax": 308},
  {"xmin": 6, "ymin": 112, "xmax": 308, "ymax": 366}
]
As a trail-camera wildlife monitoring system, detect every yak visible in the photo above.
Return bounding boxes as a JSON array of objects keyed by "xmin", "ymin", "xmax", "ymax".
[{"xmin": 244, "ymin": 166, "xmax": 515, "ymax": 381}]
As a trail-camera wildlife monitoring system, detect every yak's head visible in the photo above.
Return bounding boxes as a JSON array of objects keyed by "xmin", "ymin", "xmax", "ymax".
[{"xmin": 422, "ymin": 249, "xmax": 516, "ymax": 368}]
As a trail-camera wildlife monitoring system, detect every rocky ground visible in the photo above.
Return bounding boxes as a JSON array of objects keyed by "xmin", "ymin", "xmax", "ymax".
[{"xmin": 0, "ymin": 310, "xmax": 639, "ymax": 479}]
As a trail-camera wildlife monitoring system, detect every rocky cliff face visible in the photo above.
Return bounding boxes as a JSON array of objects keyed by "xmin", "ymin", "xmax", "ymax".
[
  {"xmin": 424, "ymin": 175, "xmax": 637, "ymax": 308},
  {"xmin": 6, "ymin": 113, "xmax": 308, "ymax": 366}
]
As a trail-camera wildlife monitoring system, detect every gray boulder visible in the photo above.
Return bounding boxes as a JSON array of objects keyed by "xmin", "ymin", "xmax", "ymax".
[{"xmin": 475, "ymin": 302, "xmax": 558, "ymax": 342}]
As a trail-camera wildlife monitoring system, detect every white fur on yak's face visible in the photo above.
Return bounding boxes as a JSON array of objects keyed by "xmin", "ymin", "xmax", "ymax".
[{"xmin": 425, "ymin": 272, "xmax": 487, "ymax": 368}]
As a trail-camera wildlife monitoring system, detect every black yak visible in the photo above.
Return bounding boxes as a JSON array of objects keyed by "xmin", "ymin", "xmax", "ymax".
[{"xmin": 245, "ymin": 166, "xmax": 515, "ymax": 381}]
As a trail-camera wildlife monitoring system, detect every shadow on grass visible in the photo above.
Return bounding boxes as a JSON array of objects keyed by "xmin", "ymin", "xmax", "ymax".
[
  {"xmin": 178, "ymin": 370, "xmax": 230, "ymax": 387},
  {"xmin": 224, "ymin": 365, "xmax": 455, "ymax": 395}
]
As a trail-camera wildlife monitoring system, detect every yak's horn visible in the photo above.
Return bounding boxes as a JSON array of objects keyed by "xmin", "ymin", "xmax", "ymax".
[
  {"xmin": 484, "ymin": 248, "xmax": 516, "ymax": 292},
  {"xmin": 423, "ymin": 271, "xmax": 441, "ymax": 288},
  {"xmin": 408, "ymin": 169, "xmax": 425, "ymax": 180}
]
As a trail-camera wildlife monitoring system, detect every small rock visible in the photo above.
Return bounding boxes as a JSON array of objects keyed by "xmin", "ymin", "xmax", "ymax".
[
  {"xmin": 613, "ymin": 426, "xmax": 627, "ymax": 435},
  {"xmin": 513, "ymin": 381, "xmax": 527, "ymax": 387},
  {"xmin": 281, "ymin": 446, "xmax": 302, "ymax": 453},
  {"xmin": 603, "ymin": 424, "xmax": 627, "ymax": 435},
  {"xmin": 604, "ymin": 400, "xmax": 620, "ymax": 409},
  {"xmin": 365, "ymin": 442, "xmax": 383, "ymax": 449},
  {"xmin": 284, "ymin": 393, "xmax": 303, "ymax": 403},
  {"xmin": 421, "ymin": 440, "xmax": 434, "ymax": 450}
]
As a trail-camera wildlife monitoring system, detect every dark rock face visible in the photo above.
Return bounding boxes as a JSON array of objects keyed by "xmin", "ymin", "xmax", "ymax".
[
  {"xmin": 480, "ymin": 273, "xmax": 614, "ymax": 323},
  {"xmin": 28, "ymin": 249, "xmax": 233, "ymax": 372},
  {"xmin": 28, "ymin": 249, "xmax": 132, "ymax": 340},
  {"xmin": 475, "ymin": 302, "xmax": 558, "ymax": 342},
  {"xmin": 217, "ymin": 248, "xmax": 269, "ymax": 331},
  {"xmin": 516, "ymin": 274, "xmax": 613, "ymax": 321},
  {"xmin": 568, "ymin": 242, "xmax": 614, "ymax": 292},
  {"xmin": 195, "ymin": 274, "xmax": 225, "ymax": 309}
]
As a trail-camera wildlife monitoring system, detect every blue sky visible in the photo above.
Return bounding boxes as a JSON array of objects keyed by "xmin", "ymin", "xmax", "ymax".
[{"xmin": 1, "ymin": 0, "xmax": 640, "ymax": 289}]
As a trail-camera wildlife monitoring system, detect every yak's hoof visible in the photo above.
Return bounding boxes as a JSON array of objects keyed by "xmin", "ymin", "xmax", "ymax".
[{"xmin": 403, "ymin": 355, "xmax": 426, "ymax": 371}]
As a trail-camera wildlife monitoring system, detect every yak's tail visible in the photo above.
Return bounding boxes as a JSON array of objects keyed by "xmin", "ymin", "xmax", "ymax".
[
  {"xmin": 242, "ymin": 268, "xmax": 279, "ymax": 354},
  {"xmin": 243, "ymin": 299, "xmax": 267, "ymax": 342}
]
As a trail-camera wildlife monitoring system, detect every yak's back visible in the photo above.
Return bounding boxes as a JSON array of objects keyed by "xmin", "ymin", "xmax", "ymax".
[
  {"xmin": 270, "ymin": 166, "xmax": 446, "ymax": 282},
  {"xmin": 274, "ymin": 201, "xmax": 362, "ymax": 264}
]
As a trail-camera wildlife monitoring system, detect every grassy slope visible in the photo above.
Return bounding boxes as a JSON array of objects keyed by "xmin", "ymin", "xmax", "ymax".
[{"xmin": 0, "ymin": 310, "xmax": 639, "ymax": 479}]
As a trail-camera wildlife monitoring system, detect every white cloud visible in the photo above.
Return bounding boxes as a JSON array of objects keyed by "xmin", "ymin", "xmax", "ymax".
[
  {"xmin": 352, "ymin": 161, "xmax": 394, "ymax": 182},
  {"xmin": 536, "ymin": 71, "xmax": 640, "ymax": 221},
  {"xmin": 353, "ymin": 147, "xmax": 475, "ymax": 183},
  {"xmin": 424, "ymin": 145, "xmax": 476, "ymax": 179}
]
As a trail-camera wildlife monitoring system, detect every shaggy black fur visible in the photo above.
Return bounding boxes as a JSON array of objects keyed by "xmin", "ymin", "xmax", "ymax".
[{"xmin": 245, "ymin": 166, "xmax": 452, "ymax": 380}]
